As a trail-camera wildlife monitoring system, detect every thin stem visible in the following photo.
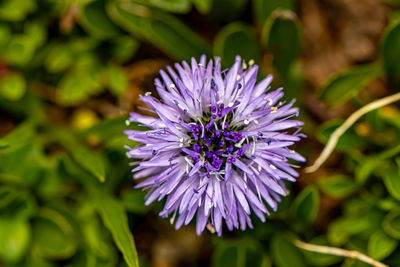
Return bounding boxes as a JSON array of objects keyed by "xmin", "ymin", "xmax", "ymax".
[
  {"xmin": 293, "ymin": 239, "xmax": 388, "ymax": 267},
  {"xmin": 305, "ymin": 92, "xmax": 400, "ymax": 173}
]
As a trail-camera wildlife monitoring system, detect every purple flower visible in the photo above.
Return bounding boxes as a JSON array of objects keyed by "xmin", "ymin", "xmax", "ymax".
[{"xmin": 125, "ymin": 55, "xmax": 305, "ymax": 236}]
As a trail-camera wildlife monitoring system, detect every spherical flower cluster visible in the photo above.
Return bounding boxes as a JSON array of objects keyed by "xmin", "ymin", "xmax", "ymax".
[{"xmin": 125, "ymin": 55, "xmax": 305, "ymax": 235}]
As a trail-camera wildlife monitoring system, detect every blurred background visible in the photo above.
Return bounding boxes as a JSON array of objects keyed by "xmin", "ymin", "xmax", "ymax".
[{"xmin": 1, "ymin": 0, "xmax": 400, "ymax": 266}]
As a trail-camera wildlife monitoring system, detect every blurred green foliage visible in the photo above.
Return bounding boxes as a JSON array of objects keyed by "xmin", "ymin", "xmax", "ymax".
[{"xmin": 1, "ymin": 0, "xmax": 400, "ymax": 266}]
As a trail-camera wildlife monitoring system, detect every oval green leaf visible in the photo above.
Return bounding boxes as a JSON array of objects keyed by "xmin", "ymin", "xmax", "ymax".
[
  {"xmin": 368, "ymin": 230, "xmax": 397, "ymax": 260},
  {"xmin": 44, "ymin": 44, "xmax": 73, "ymax": 73},
  {"xmin": 271, "ymin": 236, "xmax": 306, "ymax": 267},
  {"xmin": 31, "ymin": 208, "xmax": 77, "ymax": 259},
  {"xmin": 107, "ymin": 63, "xmax": 128, "ymax": 96},
  {"xmin": 80, "ymin": 0, "xmax": 123, "ymax": 40},
  {"xmin": 319, "ymin": 63, "xmax": 383, "ymax": 106},
  {"xmin": 383, "ymin": 170, "xmax": 400, "ymax": 200},
  {"xmin": 133, "ymin": 0, "xmax": 191, "ymax": 13},
  {"xmin": 0, "ymin": 121, "xmax": 34, "ymax": 151},
  {"xmin": 383, "ymin": 210, "xmax": 400, "ymax": 239},
  {"xmin": 381, "ymin": 19, "xmax": 400, "ymax": 88},
  {"xmin": 0, "ymin": 218, "xmax": 30, "ymax": 262},
  {"xmin": 291, "ymin": 185, "xmax": 319, "ymax": 223},
  {"xmin": 318, "ymin": 175, "xmax": 359, "ymax": 198},
  {"xmin": 262, "ymin": 10, "xmax": 301, "ymax": 77},
  {"xmin": 0, "ymin": 72, "xmax": 26, "ymax": 100},
  {"xmin": 214, "ymin": 22, "xmax": 260, "ymax": 67}
]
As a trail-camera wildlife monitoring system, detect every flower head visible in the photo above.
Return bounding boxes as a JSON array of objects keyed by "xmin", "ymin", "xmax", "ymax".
[{"xmin": 125, "ymin": 55, "xmax": 305, "ymax": 235}]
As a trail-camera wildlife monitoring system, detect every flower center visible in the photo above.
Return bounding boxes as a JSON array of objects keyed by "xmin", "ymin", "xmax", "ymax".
[{"xmin": 185, "ymin": 102, "xmax": 248, "ymax": 178}]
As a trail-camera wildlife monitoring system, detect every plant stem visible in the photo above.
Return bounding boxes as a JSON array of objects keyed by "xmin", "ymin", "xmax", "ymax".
[
  {"xmin": 305, "ymin": 92, "xmax": 400, "ymax": 173},
  {"xmin": 293, "ymin": 239, "xmax": 388, "ymax": 267}
]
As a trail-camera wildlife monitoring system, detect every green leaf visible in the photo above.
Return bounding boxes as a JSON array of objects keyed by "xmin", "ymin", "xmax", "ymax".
[
  {"xmin": 327, "ymin": 219, "xmax": 350, "ymax": 246},
  {"xmin": 355, "ymin": 157, "xmax": 382, "ymax": 184},
  {"xmin": 81, "ymin": 214, "xmax": 112, "ymax": 259},
  {"xmin": 25, "ymin": 21, "xmax": 47, "ymax": 48},
  {"xmin": 327, "ymin": 217, "xmax": 371, "ymax": 246},
  {"xmin": 49, "ymin": 126, "xmax": 106, "ymax": 182},
  {"xmin": 383, "ymin": 210, "xmax": 400, "ymax": 239},
  {"xmin": 0, "ymin": 190, "xmax": 36, "ymax": 220},
  {"xmin": 318, "ymin": 175, "xmax": 359, "ymax": 198},
  {"xmin": 0, "ymin": 72, "xmax": 26, "ymax": 100},
  {"xmin": 0, "ymin": 141, "xmax": 44, "ymax": 186},
  {"xmin": 191, "ymin": 0, "xmax": 212, "ymax": 14},
  {"xmin": 31, "ymin": 208, "xmax": 77, "ymax": 259},
  {"xmin": 0, "ymin": 25, "xmax": 11, "ymax": 47},
  {"xmin": 271, "ymin": 236, "xmax": 306, "ymax": 267},
  {"xmin": 214, "ymin": 22, "xmax": 260, "ymax": 67},
  {"xmin": 134, "ymin": 0, "xmax": 191, "ymax": 13},
  {"xmin": 111, "ymin": 36, "xmax": 139, "ymax": 63},
  {"xmin": 56, "ymin": 55, "xmax": 103, "ymax": 105},
  {"xmin": 44, "ymin": 44, "xmax": 74, "ymax": 73},
  {"xmin": 80, "ymin": 0, "xmax": 123, "ymax": 39},
  {"xmin": 57, "ymin": 73, "xmax": 90, "ymax": 105},
  {"xmin": 83, "ymin": 116, "xmax": 141, "ymax": 150},
  {"xmin": 383, "ymin": 170, "xmax": 400, "ymax": 201},
  {"xmin": 0, "ymin": 121, "xmax": 34, "ymax": 150},
  {"xmin": 107, "ymin": 1, "xmax": 211, "ymax": 60},
  {"xmin": 89, "ymin": 184, "xmax": 139, "ymax": 267},
  {"xmin": 319, "ymin": 63, "xmax": 383, "ymax": 106},
  {"xmin": 252, "ymin": 0, "xmax": 293, "ymax": 26},
  {"xmin": 0, "ymin": 0, "xmax": 36, "ymax": 21},
  {"xmin": 0, "ymin": 186, "xmax": 17, "ymax": 209},
  {"xmin": 0, "ymin": 218, "xmax": 30, "ymax": 263},
  {"xmin": 69, "ymin": 142, "xmax": 105, "ymax": 183},
  {"xmin": 381, "ymin": 19, "xmax": 400, "ymax": 88},
  {"xmin": 262, "ymin": 10, "xmax": 301, "ymax": 77},
  {"xmin": 291, "ymin": 185, "xmax": 319, "ymax": 223},
  {"xmin": 107, "ymin": 64, "xmax": 128, "ymax": 96},
  {"xmin": 3, "ymin": 35, "xmax": 36, "ymax": 66},
  {"xmin": 368, "ymin": 230, "xmax": 397, "ymax": 260}
]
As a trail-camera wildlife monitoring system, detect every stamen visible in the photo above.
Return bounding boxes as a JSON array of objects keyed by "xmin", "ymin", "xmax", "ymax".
[
  {"xmin": 198, "ymin": 119, "xmax": 205, "ymax": 138},
  {"xmin": 249, "ymin": 59, "xmax": 255, "ymax": 66},
  {"xmin": 125, "ymin": 119, "xmax": 130, "ymax": 126},
  {"xmin": 170, "ymin": 209, "xmax": 178, "ymax": 224},
  {"xmin": 222, "ymin": 115, "xmax": 227, "ymax": 130},
  {"xmin": 207, "ymin": 223, "xmax": 216, "ymax": 234},
  {"xmin": 271, "ymin": 106, "xmax": 278, "ymax": 114},
  {"xmin": 235, "ymin": 138, "xmax": 246, "ymax": 148},
  {"xmin": 184, "ymin": 156, "xmax": 194, "ymax": 167}
]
